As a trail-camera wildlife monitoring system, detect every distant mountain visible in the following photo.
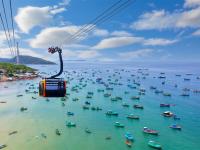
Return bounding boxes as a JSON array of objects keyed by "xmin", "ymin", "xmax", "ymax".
[{"xmin": 0, "ymin": 55, "xmax": 55, "ymax": 64}]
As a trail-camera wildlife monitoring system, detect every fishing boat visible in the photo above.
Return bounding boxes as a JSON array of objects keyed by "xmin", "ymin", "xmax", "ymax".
[
  {"xmin": 169, "ymin": 124, "xmax": 182, "ymax": 130},
  {"xmin": 155, "ymin": 90, "xmax": 163, "ymax": 94},
  {"xmin": 0, "ymin": 144, "xmax": 7, "ymax": 149},
  {"xmin": 163, "ymin": 93, "xmax": 171, "ymax": 96},
  {"xmin": 67, "ymin": 112, "xmax": 74, "ymax": 116},
  {"xmin": 106, "ymin": 110, "xmax": 118, "ymax": 116},
  {"xmin": 148, "ymin": 140, "xmax": 162, "ymax": 149},
  {"xmin": 104, "ymin": 93, "xmax": 111, "ymax": 97},
  {"xmin": 125, "ymin": 132, "xmax": 134, "ymax": 141},
  {"xmin": 125, "ymin": 140, "xmax": 132, "ymax": 147},
  {"xmin": 55, "ymin": 129, "xmax": 61, "ymax": 135},
  {"xmin": 85, "ymin": 101, "xmax": 91, "ymax": 105},
  {"xmin": 122, "ymin": 102, "xmax": 129, "ymax": 107},
  {"xmin": 143, "ymin": 127, "xmax": 158, "ymax": 135},
  {"xmin": 85, "ymin": 128, "xmax": 92, "ymax": 133},
  {"xmin": 82, "ymin": 105, "xmax": 90, "ymax": 109},
  {"xmin": 160, "ymin": 104, "xmax": 170, "ymax": 107},
  {"xmin": 127, "ymin": 114, "xmax": 139, "ymax": 120},
  {"xmin": 115, "ymin": 122, "xmax": 125, "ymax": 128},
  {"xmin": 133, "ymin": 104, "xmax": 144, "ymax": 109},
  {"xmin": 105, "ymin": 136, "xmax": 111, "ymax": 140},
  {"xmin": 162, "ymin": 111, "xmax": 173, "ymax": 117},
  {"xmin": 131, "ymin": 96, "xmax": 140, "ymax": 100},
  {"xmin": 66, "ymin": 121, "xmax": 76, "ymax": 127},
  {"xmin": 20, "ymin": 107, "xmax": 27, "ymax": 112}
]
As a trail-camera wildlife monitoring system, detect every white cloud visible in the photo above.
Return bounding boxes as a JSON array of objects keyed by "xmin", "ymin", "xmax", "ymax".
[
  {"xmin": 92, "ymin": 36, "xmax": 176, "ymax": 49},
  {"xmin": 131, "ymin": 7, "xmax": 200, "ymax": 30},
  {"xmin": 184, "ymin": 0, "xmax": 200, "ymax": 8},
  {"xmin": 29, "ymin": 25, "xmax": 112, "ymax": 48},
  {"xmin": 15, "ymin": 5, "xmax": 66, "ymax": 33},
  {"xmin": 111, "ymin": 30, "xmax": 132, "ymax": 37},
  {"xmin": 93, "ymin": 36, "xmax": 144, "ymax": 49},
  {"xmin": 192, "ymin": 29, "xmax": 200, "ymax": 35},
  {"xmin": 62, "ymin": 49, "xmax": 100, "ymax": 59},
  {"xmin": 144, "ymin": 38, "xmax": 178, "ymax": 46},
  {"xmin": 93, "ymin": 29, "xmax": 109, "ymax": 37},
  {"xmin": 29, "ymin": 26, "xmax": 82, "ymax": 48},
  {"xmin": 118, "ymin": 49, "xmax": 154, "ymax": 59}
]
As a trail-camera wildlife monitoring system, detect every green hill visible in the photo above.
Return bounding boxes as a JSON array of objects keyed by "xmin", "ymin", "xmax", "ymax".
[{"xmin": 0, "ymin": 55, "xmax": 55, "ymax": 64}]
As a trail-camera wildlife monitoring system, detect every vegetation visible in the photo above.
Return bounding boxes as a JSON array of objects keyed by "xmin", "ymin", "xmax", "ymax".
[{"xmin": 0, "ymin": 62, "xmax": 35, "ymax": 75}]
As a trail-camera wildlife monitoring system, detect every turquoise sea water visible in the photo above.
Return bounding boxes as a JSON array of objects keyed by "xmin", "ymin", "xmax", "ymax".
[{"xmin": 0, "ymin": 62, "xmax": 200, "ymax": 150}]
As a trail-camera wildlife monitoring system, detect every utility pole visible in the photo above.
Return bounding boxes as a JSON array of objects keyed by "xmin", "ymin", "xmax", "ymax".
[{"xmin": 16, "ymin": 42, "xmax": 19, "ymax": 64}]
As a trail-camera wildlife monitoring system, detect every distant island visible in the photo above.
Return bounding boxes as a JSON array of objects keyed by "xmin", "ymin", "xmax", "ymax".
[
  {"xmin": 0, "ymin": 62, "xmax": 38, "ymax": 82},
  {"xmin": 0, "ymin": 55, "xmax": 55, "ymax": 64}
]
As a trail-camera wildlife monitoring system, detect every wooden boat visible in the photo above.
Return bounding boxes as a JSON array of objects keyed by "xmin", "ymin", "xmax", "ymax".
[
  {"xmin": 148, "ymin": 140, "xmax": 162, "ymax": 149},
  {"xmin": 66, "ymin": 122, "xmax": 76, "ymax": 127},
  {"xmin": 127, "ymin": 114, "xmax": 139, "ymax": 120},
  {"xmin": 133, "ymin": 104, "xmax": 144, "ymax": 109},
  {"xmin": 115, "ymin": 122, "xmax": 124, "ymax": 128},
  {"xmin": 125, "ymin": 132, "xmax": 134, "ymax": 141},
  {"xmin": 85, "ymin": 128, "xmax": 92, "ymax": 134},
  {"xmin": 125, "ymin": 140, "xmax": 132, "ymax": 147},
  {"xmin": 104, "ymin": 93, "xmax": 111, "ymax": 97},
  {"xmin": 0, "ymin": 144, "xmax": 7, "ymax": 149},
  {"xmin": 105, "ymin": 136, "xmax": 111, "ymax": 140},
  {"xmin": 55, "ymin": 129, "xmax": 61, "ymax": 135},
  {"xmin": 67, "ymin": 112, "xmax": 74, "ymax": 116},
  {"xmin": 163, "ymin": 93, "xmax": 171, "ymax": 96},
  {"xmin": 8, "ymin": 131, "xmax": 18, "ymax": 135},
  {"xmin": 106, "ymin": 110, "xmax": 118, "ymax": 116},
  {"xmin": 20, "ymin": 107, "xmax": 27, "ymax": 112},
  {"xmin": 160, "ymin": 104, "xmax": 170, "ymax": 107},
  {"xmin": 122, "ymin": 103, "xmax": 129, "ymax": 107},
  {"xmin": 162, "ymin": 111, "xmax": 173, "ymax": 117},
  {"xmin": 143, "ymin": 127, "xmax": 158, "ymax": 135},
  {"xmin": 169, "ymin": 124, "xmax": 181, "ymax": 130},
  {"xmin": 131, "ymin": 96, "xmax": 140, "ymax": 100}
]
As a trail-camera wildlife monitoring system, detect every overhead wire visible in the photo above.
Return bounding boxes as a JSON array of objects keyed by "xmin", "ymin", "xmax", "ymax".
[
  {"xmin": 62, "ymin": 0, "xmax": 133, "ymax": 46},
  {"xmin": 0, "ymin": 13, "xmax": 13, "ymax": 56},
  {"xmin": 1, "ymin": 0, "xmax": 14, "ymax": 57},
  {"xmin": 9, "ymin": 0, "xmax": 17, "ymax": 58}
]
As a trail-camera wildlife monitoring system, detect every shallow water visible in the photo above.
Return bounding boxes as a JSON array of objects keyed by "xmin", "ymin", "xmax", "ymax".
[{"xmin": 0, "ymin": 62, "xmax": 200, "ymax": 150}]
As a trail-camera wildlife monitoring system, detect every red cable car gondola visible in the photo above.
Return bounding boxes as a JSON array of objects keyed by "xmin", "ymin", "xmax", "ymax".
[{"xmin": 39, "ymin": 47, "xmax": 66, "ymax": 97}]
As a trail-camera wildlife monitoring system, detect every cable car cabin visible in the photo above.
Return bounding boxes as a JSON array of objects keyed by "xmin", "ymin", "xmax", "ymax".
[
  {"xmin": 39, "ymin": 78, "xmax": 66, "ymax": 97},
  {"xmin": 39, "ymin": 47, "xmax": 66, "ymax": 97}
]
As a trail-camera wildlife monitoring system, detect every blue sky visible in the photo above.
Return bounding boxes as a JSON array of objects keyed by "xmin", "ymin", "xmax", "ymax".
[{"xmin": 0, "ymin": 0, "xmax": 200, "ymax": 62}]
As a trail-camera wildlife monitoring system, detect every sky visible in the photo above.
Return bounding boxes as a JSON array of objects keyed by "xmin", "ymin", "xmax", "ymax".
[{"xmin": 0, "ymin": 0, "xmax": 200, "ymax": 63}]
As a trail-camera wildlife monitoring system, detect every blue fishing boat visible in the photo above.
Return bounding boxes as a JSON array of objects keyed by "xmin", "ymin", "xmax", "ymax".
[{"xmin": 125, "ymin": 132, "xmax": 134, "ymax": 141}]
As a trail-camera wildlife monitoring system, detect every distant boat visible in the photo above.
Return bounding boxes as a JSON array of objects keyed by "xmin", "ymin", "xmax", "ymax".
[
  {"xmin": 143, "ymin": 127, "xmax": 158, "ymax": 135},
  {"xmin": 106, "ymin": 110, "xmax": 118, "ymax": 116},
  {"xmin": 148, "ymin": 140, "xmax": 162, "ymax": 149},
  {"xmin": 67, "ymin": 112, "xmax": 74, "ymax": 116},
  {"xmin": 125, "ymin": 140, "xmax": 132, "ymax": 147},
  {"xmin": 127, "ymin": 114, "xmax": 139, "ymax": 120},
  {"xmin": 85, "ymin": 128, "xmax": 92, "ymax": 134},
  {"xmin": 160, "ymin": 104, "xmax": 170, "ymax": 107},
  {"xmin": 125, "ymin": 132, "xmax": 134, "ymax": 141},
  {"xmin": 66, "ymin": 122, "xmax": 76, "ymax": 127},
  {"xmin": 169, "ymin": 124, "xmax": 181, "ymax": 130},
  {"xmin": 55, "ymin": 129, "xmax": 61, "ymax": 136},
  {"xmin": 162, "ymin": 111, "xmax": 173, "ymax": 117},
  {"xmin": 0, "ymin": 144, "xmax": 7, "ymax": 149},
  {"xmin": 133, "ymin": 104, "xmax": 144, "ymax": 109},
  {"xmin": 114, "ymin": 122, "xmax": 124, "ymax": 128}
]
